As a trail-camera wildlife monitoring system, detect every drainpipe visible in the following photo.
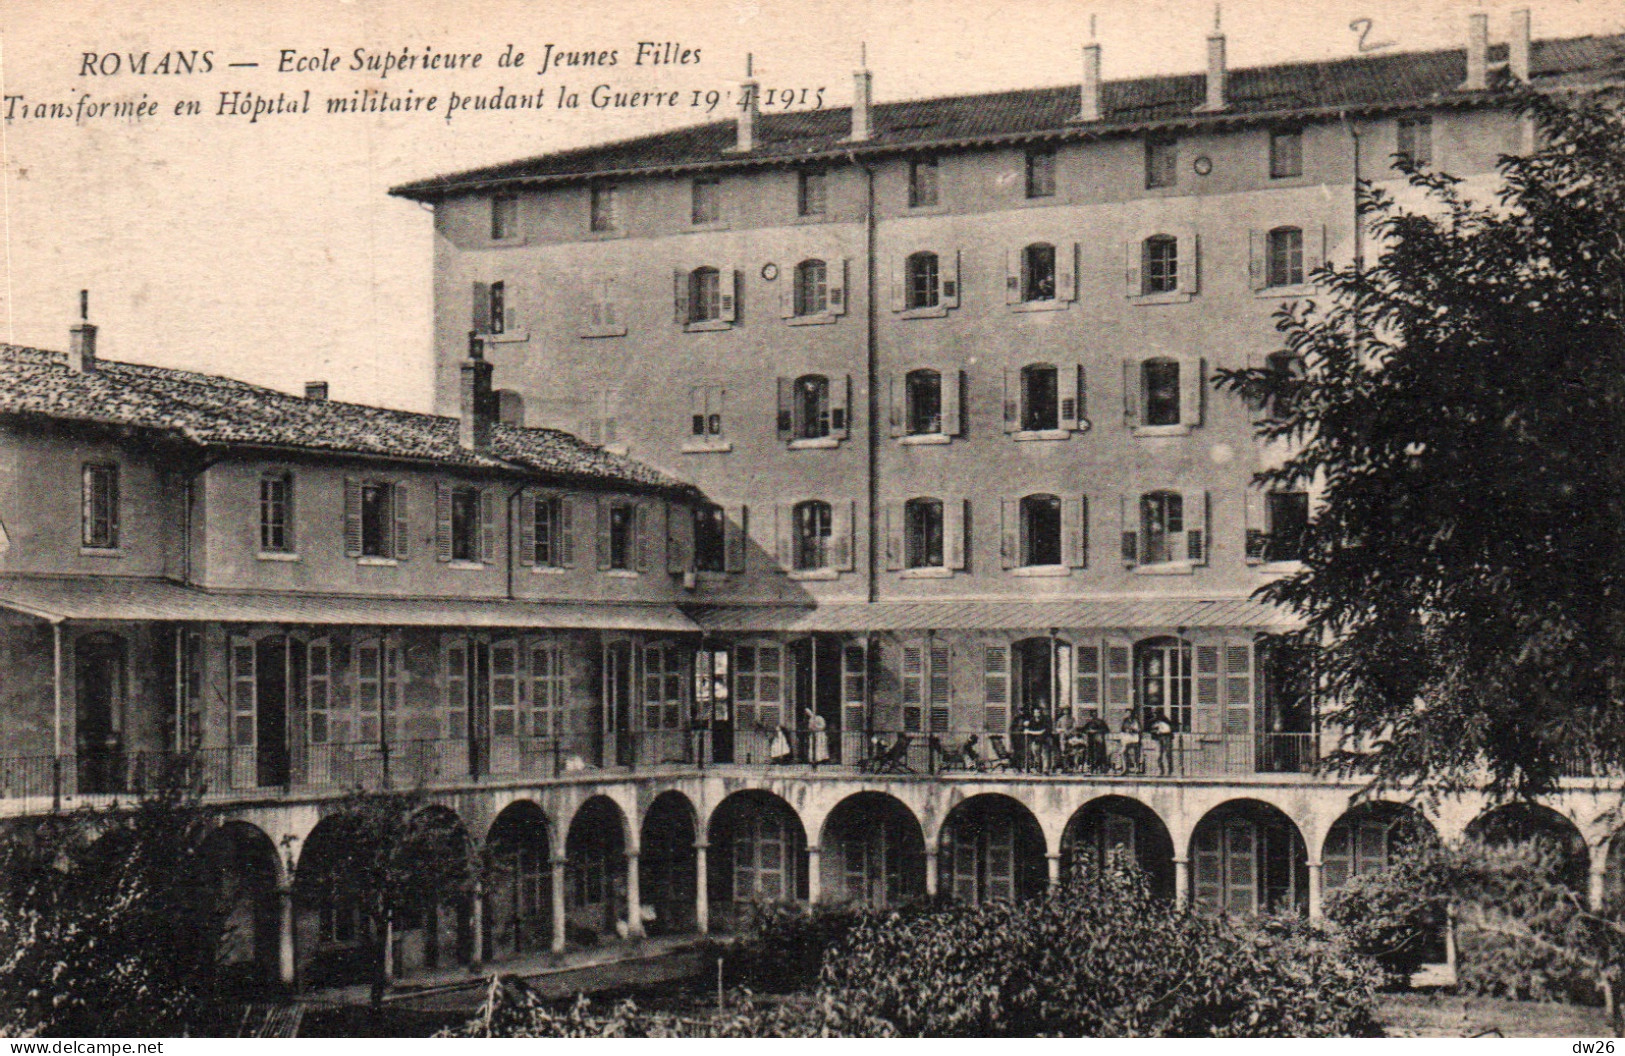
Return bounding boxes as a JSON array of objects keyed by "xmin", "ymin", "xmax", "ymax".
[
  {"xmin": 52, "ymin": 619, "xmax": 63, "ymax": 809},
  {"xmin": 853, "ymin": 152, "xmax": 880, "ymax": 604},
  {"xmin": 505, "ymin": 483, "xmax": 527, "ymax": 601}
]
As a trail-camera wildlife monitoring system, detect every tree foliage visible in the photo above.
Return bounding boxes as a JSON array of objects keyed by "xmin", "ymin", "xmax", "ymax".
[{"xmin": 1216, "ymin": 87, "xmax": 1625, "ymax": 797}]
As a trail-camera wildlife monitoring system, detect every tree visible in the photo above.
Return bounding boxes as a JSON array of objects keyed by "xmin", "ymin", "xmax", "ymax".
[
  {"xmin": 0, "ymin": 790, "xmax": 227, "ymax": 1037},
  {"xmin": 1216, "ymin": 86, "xmax": 1625, "ymax": 798},
  {"xmin": 292, "ymin": 791, "xmax": 476, "ymax": 1007}
]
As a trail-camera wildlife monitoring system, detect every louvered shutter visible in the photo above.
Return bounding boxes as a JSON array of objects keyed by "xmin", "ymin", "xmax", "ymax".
[
  {"xmin": 479, "ymin": 488, "xmax": 496, "ymax": 563},
  {"xmin": 830, "ymin": 258, "xmax": 848, "ymax": 315},
  {"xmin": 774, "ymin": 502, "xmax": 793, "ymax": 570},
  {"xmin": 1057, "ymin": 241, "xmax": 1077, "ymax": 302},
  {"xmin": 1061, "ymin": 365, "xmax": 1085, "ymax": 431},
  {"xmin": 1182, "ymin": 231, "xmax": 1202, "ymax": 294},
  {"xmin": 1003, "ymin": 368, "xmax": 1020, "ymax": 433},
  {"xmin": 1225, "ymin": 821, "xmax": 1256, "ymax": 914},
  {"xmin": 1224, "ymin": 639, "xmax": 1253, "ymax": 738},
  {"xmin": 945, "ymin": 370, "xmax": 965, "ymax": 436},
  {"xmin": 1000, "ymin": 498, "xmax": 1018, "ymax": 570},
  {"xmin": 986, "ymin": 827, "xmax": 1014, "ymax": 901},
  {"xmin": 949, "ymin": 827, "xmax": 978, "ymax": 903},
  {"xmin": 472, "ymin": 281, "xmax": 492, "ymax": 332},
  {"xmin": 1195, "ymin": 643, "xmax": 1223, "ymax": 734},
  {"xmin": 1185, "ymin": 489, "xmax": 1210, "ymax": 565},
  {"xmin": 890, "ymin": 256, "xmax": 906, "ymax": 311},
  {"xmin": 884, "ymin": 503, "xmax": 904, "ymax": 570},
  {"xmin": 673, "ymin": 269, "xmax": 690, "ymax": 324},
  {"xmin": 1356, "ymin": 821, "xmax": 1390, "ymax": 876},
  {"xmin": 1322, "ymin": 825, "xmax": 1352, "ymax": 891},
  {"xmin": 596, "ymin": 496, "xmax": 613, "ymax": 570},
  {"xmin": 901, "ymin": 641, "xmax": 925, "ymax": 733},
  {"xmin": 1105, "ymin": 637, "xmax": 1133, "ymax": 729},
  {"xmin": 946, "ymin": 498, "xmax": 967, "ymax": 570},
  {"xmin": 393, "ymin": 483, "xmax": 410, "ymax": 560},
  {"xmin": 559, "ymin": 497, "xmax": 576, "ymax": 567},
  {"xmin": 491, "ymin": 638, "xmax": 519, "ymax": 739},
  {"xmin": 720, "ymin": 266, "xmax": 738, "ymax": 322},
  {"xmin": 1063, "ymin": 496, "xmax": 1088, "ymax": 568},
  {"xmin": 635, "ymin": 502, "xmax": 652, "ymax": 572},
  {"xmin": 1193, "ymin": 824, "xmax": 1223, "ymax": 912},
  {"xmin": 940, "ymin": 249, "xmax": 960, "ymax": 308},
  {"xmin": 724, "ymin": 504, "xmax": 748, "ymax": 573},
  {"xmin": 230, "ymin": 635, "xmax": 257, "ymax": 750},
  {"xmin": 776, "ymin": 377, "xmax": 793, "ymax": 440},
  {"xmin": 1119, "ymin": 494, "xmax": 1138, "ymax": 567},
  {"xmin": 667, "ymin": 502, "xmax": 692, "ymax": 574},
  {"xmin": 1307, "ymin": 223, "xmax": 1328, "ymax": 275},
  {"xmin": 928, "ymin": 640, "xmax": 952, "ymax": 733},
  {"xmin": 1180, "ymin": 357, "xmax": 1205, "ymax": 428},
  {"xmin": 518, "ymin": 490, "xmax": 536, "ymax": 567},
  {"xmin": 1122, "ymin": 358, "xmax": 1141, "ymax": 428},
  {"xmin": 1075, "ymin": 642, "xmax": 1102, "ymax": 715},
  {"xmin": 832, "ymin": 500, "xmax": 855, "ymax": 571},
  {"xmin": 343, "ymin": 477, "xmax": 362, "ymax": 557},
  {"xmin": 1248, "ymin": 229, "xmax": 1267, "ymax": 290},
  {"xmin": 983, "ymin": 643, "xmax": 1011, "ymax": 733},
  {"xmin": 1123, "ymin": 241, "xmax": 1141, "ymax": 296},
  {"xmin": 887, "ymin": 374, "xmax": 905, "ymax": 437},
  {"xmin": 1004, "ymin": 247, "xmax": 1021, "ymax": 304},
  {"xmin": 1245, "ymin": 488, "xmax": 1268, "ymax": 565},
  {"xmin": 779, "ymin": 265, "xmax": 796, "ymax": 318},
  {"xmin": 831, "ymin": 374, "xmax": 851, "ymax": 438}
]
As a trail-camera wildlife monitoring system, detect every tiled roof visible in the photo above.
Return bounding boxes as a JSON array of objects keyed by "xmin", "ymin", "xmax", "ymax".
[
  {"xmin": 391, "ymin": 34, "xmax": 1625, "ymax": 200},
  {"xmin": 685, "ymin": 596, "xmax": 1298, "ymax": 633},
  {"xmin": 0, "ymin": 344, "xmax": 696, "ymax": 498}
]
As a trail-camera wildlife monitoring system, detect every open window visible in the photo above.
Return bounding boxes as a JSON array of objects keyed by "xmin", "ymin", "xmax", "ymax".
[
  {"xmin": 1125, "ymin": 230, "xmax": 1199, "ymax": 301},
  {"xmin": 674, "ymin": 265, "xmax": 737, "ymax": 328},
  {"xmin": 344, "ymin": 478, "xmax": 408, "ymax": 562},
  {"xmin": 1004, "ymin": 364, "xmax": 1086, "ymax": 437},
  {"xmin": 777, "ymin": 374, "xmax": 851, "ymax": 446},
  {"xmin": 892, "ymin": 250, "xmax": 959, "ymax": 315},
  {"xmin": 1246, "ymin": 489, "xmax": 1309, "ymax": 565},
  {"xmin": 1121, "ymin": 490, "xmax": 1208, "ymax": 569},
  {"xmin": 1122, "ymin": 356, "xmax": 1204, "ymax": 434},
  {"xmin": 889, "ymin": 367, "xmax": 963, "ymax": 440},
  {"xmin": 998, "ymin": 494, "xmax": 1086, "ymax": 571},
  {"xmin": 436, "ymin": 482, "xmax": 495, "ymax": 565},
  {"xmin": 1006, "ymin": 242, "xmax": 1076, "ymax": 307}
]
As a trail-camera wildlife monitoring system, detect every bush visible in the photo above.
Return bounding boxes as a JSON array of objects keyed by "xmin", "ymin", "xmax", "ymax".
[
  {"xmin": 726, "ymin": 902, "xmax": 878, "ymax": 993},
  {"xmin": 1325, "ymin": 846, "xmax": 1452, "ymax": 989}
]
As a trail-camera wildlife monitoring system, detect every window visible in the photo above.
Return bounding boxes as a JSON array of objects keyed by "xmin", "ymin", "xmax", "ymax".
[
  {"xmin": 690, "ymin": 385, "xmax": 725, "ymax": 441},
  {"xmin": 694, "ymin": 504, "xmax": 726, "ymax": 573},
  {"xmin": 793, "ymin": 500, "xmax": 832, "ymax": 571},
  {"xmin": 732, "ymin": 643, "xmax": 784, "ymax": 729},
  {"xmin": 259, "ymin": 471, "xmax": 293, "ymax": 553},
  {"xmin": 81, "ymin": 464, "xmax": 119, "ymax": 549},
  {"xmin": 1145, "ymin": 136, "xmax": 1178, "ymax": 189},
  {"xmin": 908, "ymin": 157, "xmax": 939, "ymax": 207},
  {"xmin": 1269, "ymin": 128, "xmax": 1303, "ymax": 178},
  {"xmin": 905, "ymin": 369, "xmax": 942, "ymax": 435},
  {"xmin": 688, "ymin": 267, "xmax": 721, "ymax": 323},
  {"xmin": 491, "ymin": 195, "xmax": 518, "ymax": 239},
  {"xmin": 1143, "ymin": 236, "xmax": 1178, "ymax": 294},
  {"xmin": 794, "ymin": 375, "xmax": 830, "ymax": 440},
  {"xmin": 905, "ymin": 498, "xmax": 944, "ymax": 569},
  {"xmin": 1025, "ymin": 148, "xmax": 1055, "ymax": 198},
  {"xmin": 449, "ymin": 485, "xmax": 481, "ymax": 562},
  {"xmin": 643, "ymin": 643, "xmax": 685, "ymax": 730},
  {"xmin": 1021, "ymin": 364, "xmax": 1059, "ymax": 432},
  {"xmin": 794, "ymin": 259, "xmax": 828, "ymax": 317},
  {"xmin": 582, "ymin": 275, "xmax": 625, "ymax": 337},
  {"xmin": 1265, "ymin": 491, "xmax": 1309, "ymax": 563},
  {"xmin": 1139, "ymin": 491, "xmax": 1184, "ymax": 565},
  {"xmin": 590, "ymin": 182, "xmax": 618, "ymax": 232},
  {"xmin": 1135, "ymin": 636, "xmax": 1193, "ymax": 731},
  {"xmin": 360, "ymin": 481, "xmax": 396, "ymax": 559},
  {"xmin": 798, "ymin": 169, "xmax": 826, "ymax": 216},
  {"xmin": 1020, "ymin": 493, "xmax": 1062, "ymax": 567},
  {"xmin": 531, "ymin": 494, "xmax": 565, "ymax": 568},
  {"xmin": 1265, "ymin": 351, "xmax": 1305, "ymax": 417},
  {"xmin": 1142, "ymin": 358, "xmax": 1181, "ymax": 426},
  {"xmin": 1266, "ymin": 227, "xmax": 1304, "ymax": 288},
  {"xmin": 691, "ymin": 177, "xmax": 720, "ymax": 224},
  {"xmin": 1022, "ymin": 243, "xmax": 1056, "ymax": 302},
  {"xmin": 1397, "ymin": 116, "xmax": 1432, "ymax": 167},
  {"xmin": 906, "ymin": 252, "xmax": 939, "ymax": 310},
  {"xmin": 607, "ymin": 501, "xmax": 635, "ymax": 571}
]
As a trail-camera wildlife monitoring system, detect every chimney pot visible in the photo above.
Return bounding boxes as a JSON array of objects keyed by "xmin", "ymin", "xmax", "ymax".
[
  {"xmin": 1077, "ymin": 42, "xmax": 1102, "ymax": 122},
  {"xmin": 304, "ymin": 381, "xmax": 329, "ymax": 401},
  {"xmin": 727, "ymin": 55, "xmax": 758, "ymax": 153},
  {"xmin": 1200, "ymin": 29, "xmax": 1227, "ymax": 112},
  {"xmin": 1463, "ymin": 13, "xmax": 1489, "ymax": 91},
  {"xmin": 67, "ymin": 290, "xmax": 96, "ymax": 374},
  {"xmin": 849, "ymin": 65, "xmax": 873, "ymax": 142},
  {"xmin": 1509, "ymin": 9, "xmax": 1531, "ymax": 83}
]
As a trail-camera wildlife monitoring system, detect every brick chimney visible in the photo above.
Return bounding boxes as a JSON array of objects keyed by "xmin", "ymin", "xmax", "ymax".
[
  {"xmin": 1509, "ymin": 9, "xmax": 1530, "ymax": 83},
  {"xmin": 726, "ymin": 54, "xmax": 758, "ymax": 153},
  {"xmin": 304, "ymin": 381, "xmax": 329, "ymax": 401},
  {"xmin": 1077, "ymin": 40, "xmax": 1102, "ymax": 122},
  {"xmin": 1463, "ymin": 13, "xmax": 1489, "ymax": 91},
  {"xmin": 1199, "ymin": 14, "xmax": 1227, "ymax": 113},
  {"xmin": 848, "ymin": 45, "xmax": 873, "ymax": 142},
  {"xmin": 67, "ymin": 289, "xmax": 96, "ymax": 375},
  {"xmin": 459, "ymin": 331, "xmax": 494, "ymax": 451}
]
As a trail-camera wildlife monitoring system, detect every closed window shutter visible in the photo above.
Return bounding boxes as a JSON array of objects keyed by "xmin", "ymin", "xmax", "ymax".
[
  {"xmin": 1000, "ymin": 498, "xmax": 1017, "ymax": 570},
  {"xmin": 946, "ymin": 497, "xmax": 967, "ymax": 570},
  {"xmin": 900, "ymin": 642, "xmax": 924, "ymax": 733},
  {"xmin": 983, "ymin": 643, "xmax": 1010, "ymax": 733},
  {"xmin": 1180, "ymin": 357, "xmax": 1205, "ymax": 428},
  {"xmin": 1119, "ymin": 494, "xmax": 1138, "ymax": 567},
  {"xmin": 393, "ymin": 483, "xmax": 410, "ymax": 560},
  {"xmin": 1185, "ymin": 489, "xmax": 1210, "ymax": 565},
  {"xmin": 1003, "ymin": 368, "xmax": 1020, "ymax": 433},
  {"xmin": 559, "ymin": 497, "xmax": 576, "ymax": 567},
  {"xmin": 689, "ymin": 385, "xmax": 705, "ymax": 438},
  {"xmin": 1057, "ymin": 241, "xmax": 1077, "ymax": 302},
  {"xmin": 1075, "ymin": 642, "xmax": 1102, "ymax": 713},
  {"xmin": 1245, "ymin": 488, "xmax": 1267, "ymax": 565},
  {"xmin": 635, "ymin": 502, "xmax": 652, "ymax": 572},
  {"xmin": 1225, "ymin": 821, "xmax": 1256, "ymax": 914},
  {"xmin": 480, "ymin": 488, "xmax": 496, "ymax": 563},
  {"xmin": 343, "ymin": 477, "xmax": 362, "ymax": 557},
  {"xmin": 945, "ymin": 369, "xmax": 965, "ymax": 436},
  {"xmin": 774, "ymin": 502, "xmax": 793, "ymax": 570},
  {"xmin": 491, "ymin": 639, "xmax": 519, "ymax": 739},
  {"xmin": 673, "ymin": 269, "xmax": 690, "ymax": 324},
  {"xmin": 830, "ymin": 500, "xmax": 854, "ymax": 571},
  {"xmin": 941, "ymin": 249, "xmax": 960, "ymax": 308},
  {"xmin": 1105, "ymin": 637, "xmax": 1133, "ymax": 728},
  {"xmin": 779, "ymin": 264, "xmax": 796, "ymax": 318},
  {"xmin": 472, "ymin": 281, "xmax": 492, "ymax": 332},
  {"xmin": 1004, "ymin": 247, "xmax": 1021, "ymax": 304},
  {"xmin": 776, "ymin": 377, "xmax": 793, "ymax": 440},
  {"xmin": 666, "ymin": 501, "xmax": 691, "ymax": 574},
  {"xmin": 518, "ymin": 490, "xmax": 536, "ymax": 567},
  {"xmin": 888, "ymin": 374, "xmax": 905, "ymax": 437},
  {"xmin": 831, "ymin": 374, "xmax": 851, "ymax": 438},
  {"xmin": 885, "ymin": 503, "xmax": 904, "ymax": 570},
  {"xmin": 435, "ymin": 483, "xmax": 453, "ymax": 562},
  {"xmin": 596, "ymin": 497, "xmax": 612, "ymax": 570},
  {"xmin": 890, "ymin": 256, "xmax": 906, "ymax": 312},
  {"xmin": 928, "ymin": 639, "xmax": 951, "ymax": 733},
  {"xmin": 1123, "ymin": 241, "xmax": 1141, "ymax": 296},
  {"xmin": 230, "ymin": 636, "xmax": 257, "ymax": 749},
  {"xmin": 1063, "ymin": 496, "xmax": 1087, "ymax": 568},
  {"xmin": 1322, "ymin": 825, "xmax": 1352, "ymax": 891},
  {"xmin": 1307, "ymin": 223, "xmax": 1328, "ymax": 275},
  {"xmin": 1122, "ymin": 358, "xmax": 1141, "ymax": 428},
  {"xmin": 830, "ymin": 258, "xmax": 849, "ymax": 315},
  {"xmin": 720, "ymin": 266, "xmax": 738, "ymax": 322},
  {"xmin": 1196, "ymin": 643, "xmax": 1222, "ymax": 734},
  {"xmin": 1224, "ymin": 639, "xmax": 1253, "ymax": 736},
  {"xmin": 1061, "ymin": 364, "xmax": 1085, "ymax": 431},
  {"xmin": 1248, "ymin": 229, "xmax": 1267, "ymax": 290},
  {"xmin": 724, "ymin": 504, "xmax": 748, "ymax": 573},
  {"xmin": 1193, "ymin": 824, "xmax": 1224, "ymax": 912}
]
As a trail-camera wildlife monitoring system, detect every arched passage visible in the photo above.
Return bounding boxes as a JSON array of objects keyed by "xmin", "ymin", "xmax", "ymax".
[
  {"xmin": 1467, "ymin": 802, "xmax": 1588, "ymax": 893},
  {"xmin": 1322, "ymin": 801, "xmax": 1438, "ymax": 891},
  {"xmin": 820, "ymin": 792, "xmax": 926, "ymax": 908},
  {"xmin": 938, "ymin": 794, "xmax": 1047, "ymax": 904},
  {"xmin": 1060, "ymin": 795, "xmax": 1176, "ymax": 900},
  {"xmin": 201, "ymin": 821, "xmax": 282, "ymax": 993},
  {"xmin": 1189, "ymin": 799, "xmax": 1308, "ymax": 916},
  {"xmin": 566, "ymin": 795, "xmax": 628, "ymax": 943},
  {"xmin": 293, "ymin": 812, "xmax": 373, "ymax": 988},
  {"xmin": 395, "ymin": 805, "xmax": 475, "ymax": 974},
  {"xmin": 707, "ymin": 790, "xmax": 807, "ymax": 932},
  {"xmin": 640, "ymin": 791, "xmax": 698, "ymax": 935},
  {"xmin": 485, "ymin": 801, "xmax": 554, "ymax": 961}
]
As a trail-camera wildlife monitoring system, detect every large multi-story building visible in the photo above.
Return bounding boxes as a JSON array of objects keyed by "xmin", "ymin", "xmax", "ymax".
[{"xmin": 4, "ymin": 11, "xmax": 1623, "ymax": 993}]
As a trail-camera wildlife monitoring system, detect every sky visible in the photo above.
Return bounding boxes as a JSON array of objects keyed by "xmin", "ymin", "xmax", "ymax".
[{"xmin": 2, "ymin": 0, "xmax": 1623, "ymax": 412}]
